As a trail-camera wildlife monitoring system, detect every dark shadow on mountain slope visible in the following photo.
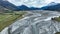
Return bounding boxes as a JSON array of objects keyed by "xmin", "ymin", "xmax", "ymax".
[{"xmin": 0, "ymin": 0, "xmax": 20, "ymax": 11}]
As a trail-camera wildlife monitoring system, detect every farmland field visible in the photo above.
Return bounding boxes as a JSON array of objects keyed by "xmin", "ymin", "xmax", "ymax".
[{"xmin": 0, "ymin": 11, "xmax": 26, "ymax": 32}]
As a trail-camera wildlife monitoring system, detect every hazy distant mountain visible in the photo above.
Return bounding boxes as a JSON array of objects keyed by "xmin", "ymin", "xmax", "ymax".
[
  {"xmin": 40, "ymin": 2, "xmax": 60, "ymax": 11},
  {"xmin": 0, "ymin": 0, "xmax": 19, "ymax": 11},
  {"xmin": 47, "ymin": 2, "xmax": 58, "ymax": 6},
  {"xmin": 16, "ymin": 2, "xmax": 60, "ymax": 11},
  {"xmin": 17, "ymin": 5, "xmax": 41, "ymax": 10}
]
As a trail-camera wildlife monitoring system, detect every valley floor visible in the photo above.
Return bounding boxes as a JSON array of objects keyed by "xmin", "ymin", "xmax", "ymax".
[
  {"xmin": 0, "ymin": 11, "xmax": 26, "ymax": 32},
  {"xmin": 1, "ymin": 10, "xmax": 60, "ymax": 34}
]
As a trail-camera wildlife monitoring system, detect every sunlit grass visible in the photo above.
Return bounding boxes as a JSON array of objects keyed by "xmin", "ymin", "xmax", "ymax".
[
  {"xmin": 0, "ymin": 11, "xmax": 26, "ymax": 32},
  {"xmin": 51, "ymin": 16, "xmax": 60, "ymax": 22}
]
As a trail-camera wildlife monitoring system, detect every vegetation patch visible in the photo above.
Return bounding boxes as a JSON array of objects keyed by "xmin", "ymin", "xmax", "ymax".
[
  {"xmin": 51, "ymin": 16, "xmax": 60, "ymax": 22},
  {"xmin": 0, "ymin": 11, "xmax": 26, "ymax": 32},
  {"xmin": 55, "ymin": 32, "xmax": 60, "ymax": 34}
]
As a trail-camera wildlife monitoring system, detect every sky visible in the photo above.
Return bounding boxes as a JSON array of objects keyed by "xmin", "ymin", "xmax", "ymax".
[{"xmin": 7, "ymin": 0, "xmax": 60, "ymax": 8}]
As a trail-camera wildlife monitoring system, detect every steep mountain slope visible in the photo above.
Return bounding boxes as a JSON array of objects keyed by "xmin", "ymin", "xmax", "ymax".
[
  {"xmin": 0, "ymin": 6, "xmax": 6, "ymax": 12},
  {"xmin": 0, "ymin": 0, "xmax": 19, "ymax": 11}
]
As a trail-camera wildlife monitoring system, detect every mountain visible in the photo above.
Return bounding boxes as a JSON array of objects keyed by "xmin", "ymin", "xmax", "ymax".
[
  {"xmin": 0, "ymin": 1, "xmax": 60, "ymax": 11},
  {"xmin": 17, "ymin": 2, "xmax": 60, "ymax": 11},
  {"xmin": 0, "ymin": 6, "xmax": 7, "ymax": 12},
  {"xmin": 17, "ymin": 5, "xmax": 41, "ymax": 10},
  {"xmin": 47, "ymin": 2, "xmax": 58, "ymax": 6},
  {"xmin": 40, "ymin": 2, "xmax": 60, "ymax": 11},
  {"xmin": 17, "ymin": 5, "xmax": 30, "ymax": 10},
  {"xmin": 2, "ymin": 0, "xmax": 60, "ymax": 11},
  {"xmin": 0, "ymin": 0, "xmax": 41, "ymax": 11},
  {"xmin": 0, "ymin": 0, "xmax": 19, "ymax": 11}
]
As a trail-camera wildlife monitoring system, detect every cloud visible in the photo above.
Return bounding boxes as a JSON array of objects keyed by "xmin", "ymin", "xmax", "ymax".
[
  {"xmin": 54, "ymin": 0, "xmax": 60, "ymax": 3},
  {"xmin": 7, "ymin": 0, "xmax": 60, "ymax": 8}
]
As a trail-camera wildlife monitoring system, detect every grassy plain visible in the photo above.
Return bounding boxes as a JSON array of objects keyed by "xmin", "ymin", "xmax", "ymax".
[{"xmin": 0, "ymin": 11, "xmax": 26, "ymax": 32}]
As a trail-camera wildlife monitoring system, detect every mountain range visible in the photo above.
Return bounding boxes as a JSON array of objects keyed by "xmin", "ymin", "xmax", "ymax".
[
  {"xmin": 18, "ymin": 2, "xmax": 60, "ymax": 11},
  {"xmin": 0, "ymin": 0, "xmax": 41, "ymax": 11},
  {"xmin": 17, "ymin": 5, "xmax": 41, "ymax": 10},
  {"xmin": 0, "ymin": 0, "xmax": 60, "ymax": 11},
  {"xmin": 40, "ymin": 2, "xmax": 60, "ymax": 11}
]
